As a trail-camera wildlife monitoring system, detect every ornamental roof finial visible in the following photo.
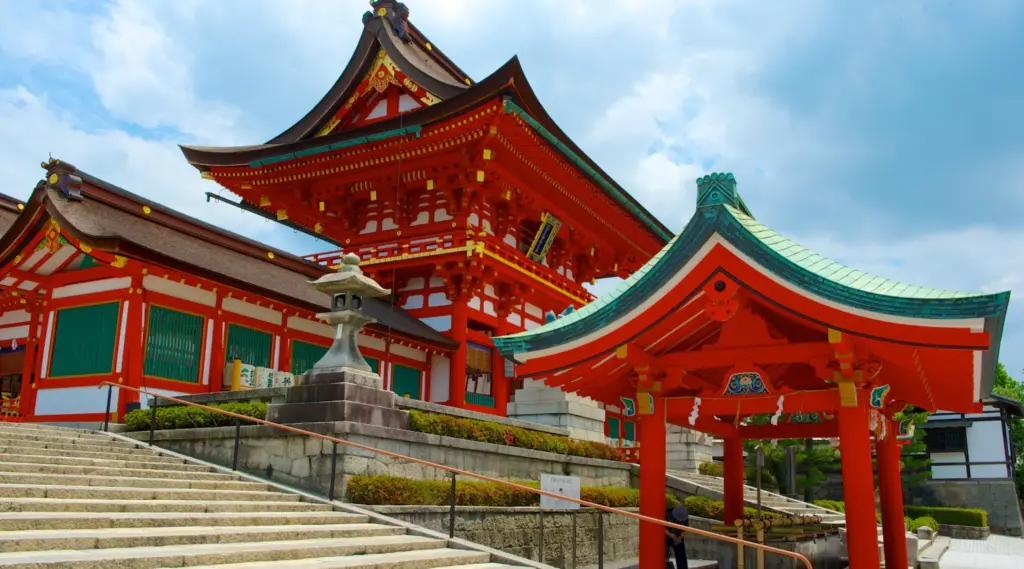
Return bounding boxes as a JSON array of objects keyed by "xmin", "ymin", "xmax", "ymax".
[
  {"xmin": 363, "ymin": 0, "xmax": 412, "ymax": 42},
  {"xmin": 695, "ymin": 172, "xmax": 740, "ymax": 211}
]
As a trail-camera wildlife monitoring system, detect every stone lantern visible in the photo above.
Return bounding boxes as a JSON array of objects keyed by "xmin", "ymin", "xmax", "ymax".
[
  {"xmin": 265, "ymin": 253, "xmax": 408, "ymax": 428},
  {"xmin": 306, "ymin": 252, "xmax": 390, "ymax": 380}
]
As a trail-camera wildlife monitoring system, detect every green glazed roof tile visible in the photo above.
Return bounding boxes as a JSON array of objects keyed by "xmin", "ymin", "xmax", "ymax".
[{"xmin": 493, "ymin": 176, "xmax": 1009, "ymax": 359}]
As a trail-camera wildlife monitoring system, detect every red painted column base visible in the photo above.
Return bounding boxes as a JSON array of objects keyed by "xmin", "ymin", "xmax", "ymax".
[
  {"xmin": 838, "ymin": 398, "xmax": 882, "ymax": 569},
  {"xmin": 723, "ymin": 437, "xmax": 746, "ymax": 526},
  {"xmin": 878, "ymin": 418, "xmax": 908, "ymax": 569},
  {"xmin": 638, "ymin": 397, "xmax": 667, "ymax": 569}
]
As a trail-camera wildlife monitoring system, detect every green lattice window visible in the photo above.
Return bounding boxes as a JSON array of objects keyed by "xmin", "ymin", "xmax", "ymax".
[
  {"xmin": 49, "ymin": 302, "xmax": 120, "ymax": 377},
  {"xmin": 366, "ymin": 358, "xmax": 379, "ymax": 374},
  {"xmin": 143, "ymin": 305, "xmax": 204, "ymax": 383},
  {"xmin": 291, "ymin": 340, "xmax": 328, "ymax": 375},
  {"xmin": 624, "ymin": 421, "xmax": 636, "ymax": 442},
  {"xmin": 225, "ymin": 324, "xmax": 271, "ymax": 368},
  {"xmin": 392, "ymin": 364, "xmax": 421, "ymax": 400},
  {"xmin": 608, "ymin": 417, "xmax": 621, "ymax": 440}
]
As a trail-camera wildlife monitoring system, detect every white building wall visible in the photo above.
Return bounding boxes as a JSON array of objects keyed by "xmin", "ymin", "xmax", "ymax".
[{"xmin": 928, "ymin": 405, "xmax": 1011, "ymax": 480}]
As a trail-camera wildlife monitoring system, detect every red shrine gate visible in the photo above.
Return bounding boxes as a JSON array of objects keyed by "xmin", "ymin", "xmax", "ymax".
[{"xmin": 494, "ymin": 173, "xmax": 1010, "ymax": 569}]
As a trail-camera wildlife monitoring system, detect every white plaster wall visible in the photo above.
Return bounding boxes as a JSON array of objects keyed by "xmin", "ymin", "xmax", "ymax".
[
  {"xmin": 429, "ymin": 355, "xmax": 451, "ymax": 403},
  {"xmin": 931, "ymin": 451, "xmax": 968, "ymax": 479},
  {"xmin": 35, "ymin": 386, "xmax": 119, "ymax": 416},
  {"xmin": 967, "ymin": 421, "xmax": 1011, "ymax": 478}
]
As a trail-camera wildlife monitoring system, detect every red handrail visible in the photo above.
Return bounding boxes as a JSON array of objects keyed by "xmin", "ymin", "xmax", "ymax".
[{"xmin": 102, "ymin": 382, "xmax": 813, "ymax": 569}]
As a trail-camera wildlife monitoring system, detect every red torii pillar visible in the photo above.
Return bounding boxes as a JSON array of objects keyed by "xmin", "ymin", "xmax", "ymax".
[
  {"xmin": 723, "ymin": 437, "xmax": 746, "ymax": 525},
  {"xmin": 837, "ymin": 395, "xmax": 881, "ymax": 569},
  {"xmin": 877, "ymin": 418, "xmax": 909, "ymax": 569},
  {"xmin": 638, "ymin": 395, "xmax": 667, "ymax": 569}
]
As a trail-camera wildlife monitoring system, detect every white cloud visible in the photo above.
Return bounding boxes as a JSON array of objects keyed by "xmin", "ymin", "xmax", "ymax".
[{"xmin": 0, "ymin": 86, "xmax": 290, "ymax": 247}]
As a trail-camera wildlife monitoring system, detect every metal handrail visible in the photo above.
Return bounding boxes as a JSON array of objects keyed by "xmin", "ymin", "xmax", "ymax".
[{"xmin": 100, "ymin": 381, "xmax": 813, "ymax": 569}]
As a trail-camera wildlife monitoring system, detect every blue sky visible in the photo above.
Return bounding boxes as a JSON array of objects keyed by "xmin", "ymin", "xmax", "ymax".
[{"xmin": 1, "ymin": 0, "xmax": 1022, "ymax": 380}]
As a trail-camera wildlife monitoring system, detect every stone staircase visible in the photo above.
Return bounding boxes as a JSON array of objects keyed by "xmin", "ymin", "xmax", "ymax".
[
  {"xmin": 665, "ymin": 470, "xmax": 846, "ymax": 525},
  {"xmin": 0, "ymin": 422, "xmax": 528, "ymax": 569}
]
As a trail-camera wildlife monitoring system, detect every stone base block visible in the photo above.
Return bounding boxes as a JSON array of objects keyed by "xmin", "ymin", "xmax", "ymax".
[
  {"xmin": 283, "ymin": 382, "xmax": 395, "ymax": 408},
  {"xmin": 302, "ymin": 368, "xmax": 383, "ymax": 389},
  {"xmin": 267, "ymin": 400, "xmax": 408, "ymax": 428}
]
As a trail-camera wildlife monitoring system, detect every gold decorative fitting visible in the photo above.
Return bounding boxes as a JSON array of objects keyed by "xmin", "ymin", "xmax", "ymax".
[
  {"xmin": 370, "ymin": 190, "xmax": 377, "ymax": 201},
  {"xmin": 476, "ymin": 170, "xmax": 485, "ymax": 182},
  {"xmin": 200, "ymin": 171, "xmax": 214, "ymax": 180},
  {"xmin": 377, "ymin": 7, "xmax": 387, "ymax": 16},
  {"xmin": 276, "ymin": 209, "xmax": 288, "ymax": 221},
  {"xmin": 13, "ymin": 254, "xmax": 21, "ymax": 264},
  {"xmin": 314, "ymin": 222, "xmax": 323, "ymax": 234},
  {"xmin": 464, "ymin": 78, "xmax": 472, "ymax": 85},
  {"xmin": 425, "ymin": 42, "xmax": 432, "ymax": 50},
  {"xmin": 141, "ymin": 268, "xmax": 148, "ymax": 275},
  {"xmin": 135, "ymin": 288, "xmax": 141, "ymax": 293},
  {"xmin": 79, "ymin": 244, "xmax": 92, "ymax": 254},
  {"xmin": 142, "ymin": 206, "xmax": 151, "ymax": 215},
  {"xmin": 483, "ymin": 149, "xmax": 493, "ymax": 160},
  {"xmin": 16, "ymin": 203, "xmax": 23, "ymax": 211},
  {"xmin": 110, "ymin": 255, "xmax": 128, "ymax": 268},
  {"xmin": 117, "ymin": 377, "xmax": 124, "ymax": 383},
  {"xmin": 318, "ymin": 201, "xmax": 325, "ymax": 212},
  {"xmin": 259, "ymin": 196, "xmax": 271, "ymax": 207},
  {"xmin": 267, "ymin": 252, "xmax": 275, "ymax": 259},
  {"xmin": 426, "ymin": 179, "xmax": 434, "ymax": 190}
]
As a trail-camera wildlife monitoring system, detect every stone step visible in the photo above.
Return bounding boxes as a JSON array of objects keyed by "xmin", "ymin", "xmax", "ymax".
[
  {"xmin": 0, "ymin": 498, "xmax": 333, "ymax": 513},
  {"xmin": 0, "ymin": 483, "xmax": 299, "ymax": 502},
  {"xmin": 0, "ymin": 523, "xmax": 405, "ymax": 552},
  {"xmin": 0, "ymin": 441, "xmax": 164, "ymax": 458},
  {"xmin": 0, "ymin": 424, "xmax": 93, "ymax": 435},
  {"xmin": 0, "ymin": 428, "xmax": 140, "ymax": 446},
  {"xmin": 0, "ymin": 444, "xmax": 189, "ymax": 463},
  {"xmin": 0, "ymin": 511, "xmax": 369, "ymax": 531},
  {"xmin": 179, "ymin": 549, "xmax": 493, "ymax": 569},
  {"xmin": 0, "ymin": 461, "xmax": 236, "ymax": 481},
  {"xmin": 0, "ymin": 452, "xmax": 215, "ymax": 472},
  {"xmin": 0, "ymin": 472, "xmax": 270, "ymax": 492},
  {"xmin": 0, "ymin": 534, "xmax": 446, "ymax": 569}
]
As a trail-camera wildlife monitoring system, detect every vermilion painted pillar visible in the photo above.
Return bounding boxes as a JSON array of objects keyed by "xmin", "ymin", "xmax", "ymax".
[
  {"xmin": 448, "ymin": 300, "xmax": 468, "ymax": 407},
  {"xmin": 878, "ymin": 418, "xmax": 908, "ymax": 569},
  {"xmin": 638, "ymin": 396, "xmax": 667, "ymax": 569},
  {"xmin": 723, "ymin": 437, "xmax": 746, "ymax": 525},
  {"xmin": 838, "ymin": 396, "xmax": 881, "ymax": 569}
]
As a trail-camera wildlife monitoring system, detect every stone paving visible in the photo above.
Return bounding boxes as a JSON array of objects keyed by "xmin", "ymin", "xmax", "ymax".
[{"xmin": 939, "ymin": 535, "xmax": 1024, "ymax": 569}]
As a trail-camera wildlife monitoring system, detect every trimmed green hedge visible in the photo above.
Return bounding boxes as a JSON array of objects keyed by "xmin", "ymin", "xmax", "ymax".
[
  {"xmin": 407, "ymin": 410, "xmax": 622, "ymax": 461},
  {"xmin": 347, "ymin": 475, "xmax": 680, "ymax": 508},
  {"xmin": 911, "ymin": 516, "xmax": 939, "ymax": 532},
  {"xmin": 814, "ymin": 501, "xmax": 988, "ymax": 528},
  {"xmin": 123, "ymin": 401, "xmax": 267, "ymax": 431},
  {"xmin": 684, "ymin": 495, "xmax": 783, "ymax": 521},
  {"xmin": 905, "ymin": 505, "xmax": 988, "ymax": 528}
]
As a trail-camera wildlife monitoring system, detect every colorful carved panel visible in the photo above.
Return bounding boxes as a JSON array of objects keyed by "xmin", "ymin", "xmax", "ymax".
[
  {"xmin": 637, "ymin": 392, "xmax": 654, "ymax": 416},
  {"xmin": 723, "ymin": 371, "xmax": 769, "ymax": 396},
  {"xmin": 619, "ymin": 396, "xmax": 636, "ymax": 417},
  {"xmin": 869, "ymin": 384, "xmax": 891, "ymax": 409},
  {"xmin": 527, "ymin": 211, "xmax": 562, "ymax": 263},
  {"xmin": 896, "ymin": 419, "xmax": 915, "ymax": 441}
]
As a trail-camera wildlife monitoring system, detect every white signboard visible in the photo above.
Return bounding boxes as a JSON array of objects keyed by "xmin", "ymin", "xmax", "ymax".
[{"xmin": 540, "ymin": 474, "xmax": 581, "ymax": 510}]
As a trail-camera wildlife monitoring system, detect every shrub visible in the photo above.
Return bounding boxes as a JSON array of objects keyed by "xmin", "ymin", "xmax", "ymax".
[
  {"xmin": 699, "ymin": 462, "xmax": 724, "ymax": 477},
  {"xmin": 904, "ymin": 505, "xmax": 988, "ymax": 528},
  {"xmin": 683, "ymin": 495, "xmax": 782, "ymax": 522},
  {"xmin": 123, "ymin": 401, "xmax": 267, "ymax": 432},
  {"xmin": 346, "ymin": 474, "xmax": 678, "ymax": 508},
  {"xmin": 905, "ymin": 516, "xmax": 914, "ymax": 531},
  {"xmin": 814, "ymin": 500, "xmax": 846, "ymax": 513},
  {"xmin": 911, "ymin": 516, "xmax": 939, "ymax": 532},
  {"xmin": 406, "ymin": 410, "xmax": 622, "ymax": 461}
]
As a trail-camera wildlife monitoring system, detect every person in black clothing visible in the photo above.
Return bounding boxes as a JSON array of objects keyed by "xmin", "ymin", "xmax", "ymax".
[{"xmin": 665, "ymin": 505, "xmax": 689, "ymax": 569}]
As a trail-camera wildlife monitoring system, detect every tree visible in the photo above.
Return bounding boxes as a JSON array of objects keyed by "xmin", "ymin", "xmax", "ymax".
[{"xmin": 992, "ymin": 363, "xmax": 1024, "ymax": 500}]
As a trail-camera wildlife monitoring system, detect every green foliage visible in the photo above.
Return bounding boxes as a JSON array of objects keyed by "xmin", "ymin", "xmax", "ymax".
[
  {"xmin": 699, "ymin": 462, "xmax": 724, "ymax": 477},
  {"xmin": 904, "ymin": 505, "xmax": 988, "ymax": 528},
  {"xmin": 813, "ymin": 500, "xmax": 845, "ymax": 513},
  {"xmin": 741, "ymin": 438, "xmax": 836, "ymax": 498},
  {"xmin": 682, "ymin": 495, "xmax": 783, "ymax": 522},
  {"xmin": 905, "ymin": 516, "xmax": 914, "ymax": 531},
  {"xmin": 406, "ymin": 410, "xmax": 622, "ymax": 461},
  {"xmin": 911, "ymin": 516, "xmax": 940, "ymax": 532},
  {"xmin": 123, "ymin": 401, "xmax": 267, "ymax": 431},
  {"xmin": 993, "ymin": 363, "xmax": 1024, "ymax": 501},
  {"xmin": 346, "ymin": 474, "xmax": 680, "ymax": 508},
  {"xmin": 820, "ymin": 501, "xmax": 988, "ymax": 528},
  {"xmin": 893, "ymin": 406, "xmax": 933, "ymax": 490}
]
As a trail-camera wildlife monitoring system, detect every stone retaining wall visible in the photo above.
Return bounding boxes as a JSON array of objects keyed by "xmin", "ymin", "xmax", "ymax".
[
  {"xmin": 908, "ymin": 479, "xmax": 1024, "ymax": 537},
  {"xmin": 938, "ymin": 524, "xmax": 991, "ymax": 540},
  {"xmin": 124, "ymin": 421, "xmax": 631, "ymax": 499},
  {"xmin": 362, "ymin": 507, "xmax": 842, "ymax": 569}
]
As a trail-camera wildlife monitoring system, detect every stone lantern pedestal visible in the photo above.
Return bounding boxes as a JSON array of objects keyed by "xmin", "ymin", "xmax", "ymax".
[{"xmin": 266, "ymin": 254, "xmax": 407, "ymax": 429}]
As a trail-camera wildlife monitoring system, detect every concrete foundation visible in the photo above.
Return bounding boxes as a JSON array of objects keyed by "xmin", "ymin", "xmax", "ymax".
[{"xmin": 505, "ymin": 379, "xmax": 606, "ymax": 442}]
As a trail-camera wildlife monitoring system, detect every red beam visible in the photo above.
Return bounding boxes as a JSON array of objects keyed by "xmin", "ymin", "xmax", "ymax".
[
  {"xmin": 665, "ymin": 390, "xmax": 840, "ymax": 420},
  {"xmin": 657, "ymin": 342, "xmax": 834, "ymax": 370}
]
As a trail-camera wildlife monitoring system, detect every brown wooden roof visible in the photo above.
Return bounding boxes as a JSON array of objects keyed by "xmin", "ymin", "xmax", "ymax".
[
  {"xmin": 0, "ymin": 192, "xmax": 23, "ymax": 236},
  {"xmin": 0, "ymin": 161, "xmax": 457, "ymax": 350},
  {"xmin": 266, "ymin": 10, "xmax": 471, "ymax": 145}
]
